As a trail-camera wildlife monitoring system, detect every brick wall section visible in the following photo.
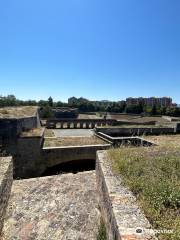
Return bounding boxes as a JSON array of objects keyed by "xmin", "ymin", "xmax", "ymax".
[
  {"xmin": 96, "ymin": 151, "xmax": 157, "ymax": 240},
  {"xmin": 0, "ymin": 157, "xmax": 13, "ymax": 235}
]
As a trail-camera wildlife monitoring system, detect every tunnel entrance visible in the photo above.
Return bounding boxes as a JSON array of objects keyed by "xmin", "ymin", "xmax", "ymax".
[{"xmin": 42, "ymin": 159, "xmax": 96, "ymax": 177}]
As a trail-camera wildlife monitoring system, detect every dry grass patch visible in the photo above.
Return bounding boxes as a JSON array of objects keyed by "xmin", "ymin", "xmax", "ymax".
[
  {"xmin": 108, "ymin": 142, "xmax": 180, "ymax": 240},
  {"xmin": 44, "ymin": 129, "xmax": 55, "ymax": 137},
  {"xmin": 44, "ymin": 136, "xmax": 106, "ymax": 147},
  {"xmin": 0, "ymin": 106, "xmax": 37, "ymax": 118},
  {"xmin": 145, "ymin": 134, "xmax": 180, "ymax": 148}
]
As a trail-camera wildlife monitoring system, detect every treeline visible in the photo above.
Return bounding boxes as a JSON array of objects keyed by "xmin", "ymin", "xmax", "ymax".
[
  {"xmin": 68, "ymin": 97, "xmax": 180, "ymax": 116},
  {"xmin": 0, "ymin": 95, "xmax": 180, "ymax": 117},
  {"xmin": 0, "ymin": 95, "xmax": 67, "ymax": 108}
]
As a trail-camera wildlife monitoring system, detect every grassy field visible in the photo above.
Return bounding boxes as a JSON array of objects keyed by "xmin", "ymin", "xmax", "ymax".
[
  {"xmin": 108, "ymin": 139, "xmax": 180, "ymax": 240},
  {"xmin": 44, "ymin": 136, "xmax": 106, "ymax": 147}
]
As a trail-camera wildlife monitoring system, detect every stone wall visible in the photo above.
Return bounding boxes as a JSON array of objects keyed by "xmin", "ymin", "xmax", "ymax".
[
  {"xmin": 42, "ymin": 144, "xmax": 111, "ymax": 169},
  {"xmin": 0, "ymin": 111, "xmax": 40, "ymax": 155},
  {"xmin": 0, "ymin": 157, "xmax": 13, "ymax": 235},
  {"xmin": 96, "ymin": 132, "xmax": 156, "ymax": 147},
  {"xmin": 14, "ymin": 130, "xmax": 110, "ymax": 178},
  {"xmin": 14, "ymin": 128, "xmax": 44, "ymax": 179},
  {"xmin": 96, "ymin": 127, "xmax": 176, "ymax": 137},
  {"xmin": 96, "ymin": 151, "xmax": 157, "ymax": 240}
]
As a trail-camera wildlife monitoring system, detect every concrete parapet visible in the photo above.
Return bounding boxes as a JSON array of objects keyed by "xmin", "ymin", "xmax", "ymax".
[{"xmin": 96, "ymin": 151, "xmax": 157, "ymax": 240}]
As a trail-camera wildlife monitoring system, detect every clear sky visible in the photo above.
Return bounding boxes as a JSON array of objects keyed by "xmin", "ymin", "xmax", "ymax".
[{"xmin": 0, "ymin": 0, "xmax": 180, "ymax": 103}]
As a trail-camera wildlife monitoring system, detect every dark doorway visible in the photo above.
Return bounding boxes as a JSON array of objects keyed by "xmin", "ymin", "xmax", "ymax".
[{"xmin": 42, "ymin": 159, "xmax": 95, "ymax": 177}]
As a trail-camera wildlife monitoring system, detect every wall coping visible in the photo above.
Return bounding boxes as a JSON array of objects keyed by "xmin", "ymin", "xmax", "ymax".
[
  {"xmin": 96, "ymin": 150, "xmax": 157, "ymax": 240},
  {"xmin": 97, "ymin": 132, "xmax": 157, "ymax": 146},
  {"xmin": 43, "ymin": 143, "xmax": 111, "ymax": 150},
  {"xmin": 0, "ymin": 157, "xmax": 13, "ymax": 184}
]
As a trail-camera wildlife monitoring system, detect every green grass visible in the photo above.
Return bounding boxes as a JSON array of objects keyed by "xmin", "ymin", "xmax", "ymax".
[
  {"xmin": 96, "ymin": 218, "xmax": 107, "ymax": 240},
  {"xmin": 108, "ymin": 145, "xmax": 180, "ymax": 240}
]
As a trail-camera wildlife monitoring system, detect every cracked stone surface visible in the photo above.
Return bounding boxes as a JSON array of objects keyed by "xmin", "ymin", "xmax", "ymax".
[{"xmin": 2, "ymin": 171, "xmax": 100, "ymax": 240}]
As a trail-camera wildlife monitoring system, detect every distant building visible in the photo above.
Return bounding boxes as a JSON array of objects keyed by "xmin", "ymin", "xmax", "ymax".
[{"xmin": 126, "ymin": 97, "xmax": 172, "ymax": 107}]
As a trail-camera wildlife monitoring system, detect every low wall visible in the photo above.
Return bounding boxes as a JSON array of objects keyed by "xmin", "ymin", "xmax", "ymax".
[
  {"xmin": 95, "ymin": 127, "xmax": 176, "ymax": 136},
  {"xmin": 43, "ymin": 144, "xmax": 111, "ymax": 169},
  {"xmin": 0, "ymin": 157, "xmax": 13, "ymax": 235},
  {"xmin": 14, "ymin": 128, "xmax": 44, "ymax": 179},
  {"xmin": 97, "ymin": 132, "xmax": 156, "ymax": 147},
  {"xmin": 116, "ymin": 120, "xmax": 156, "ymax": 125},
  {"xmin": 0, "ymin": 111, "xmax": 40, "ymax": 156},
  {"xmin": 96, "ymin": 151, "xmax": 157, "ymax": 240},
  {"xmin": 14, "ymin": 129, "xmax": 110, "ymax": 178}
]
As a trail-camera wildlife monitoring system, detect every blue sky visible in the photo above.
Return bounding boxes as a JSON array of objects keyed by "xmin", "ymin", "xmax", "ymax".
[{"xmin": 0, "ymin": 0, "xmax": 180, "ymax": 103}]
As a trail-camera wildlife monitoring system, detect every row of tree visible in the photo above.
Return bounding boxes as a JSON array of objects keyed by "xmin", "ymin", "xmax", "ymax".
[{"xmin": 0, "ymin": 95, "xmax": 180, "ymax": 117}]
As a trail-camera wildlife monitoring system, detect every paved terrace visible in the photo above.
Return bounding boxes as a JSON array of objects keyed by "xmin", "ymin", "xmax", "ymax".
[{"xmin": 2, "ymin": 171, "xmax": 100, "ymax": 240}]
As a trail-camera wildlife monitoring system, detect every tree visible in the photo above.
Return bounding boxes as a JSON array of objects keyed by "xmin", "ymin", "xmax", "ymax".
[
  {"xmin": 151, "ymin": 105, "xmax": 157, "ymax": 115},
  {"xmin": 48, "ymin": 96, "xmax": 53, "ymax": 107}
]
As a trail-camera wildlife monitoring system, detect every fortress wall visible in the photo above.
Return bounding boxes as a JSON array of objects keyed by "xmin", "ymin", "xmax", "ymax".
[
  {"xmin": 14, "ymin": 129, "xmax": 44, "ymax": 179},
  {"xmin": 42, "ymin": 144, "xmax": 111, "ymax": 169},
  {"xmin": 0, "ymin": 157, "xmax": 13, "ymax": 235},
  {"xmin": 95, "ymin": 127, "xmax": 176, "ymax": 136},
  {"xmin": 96, "ymin": 151, "xmax": 157, "ymax": 240}
]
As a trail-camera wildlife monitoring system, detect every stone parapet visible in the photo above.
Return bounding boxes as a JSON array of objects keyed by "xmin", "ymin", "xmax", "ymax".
[
  {"xmin": 0, "ymin": 157, "xmax": 13, "ymax": 235},
  {"xmin": 96, "ymin": 151, "xmax": 157, "ymax": 240}
]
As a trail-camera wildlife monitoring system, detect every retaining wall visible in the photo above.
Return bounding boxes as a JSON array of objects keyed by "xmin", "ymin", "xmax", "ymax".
[
  {"xmin": 96, "ymin": 151, "xmax": 157, "ymax": 240},
  {"xmin": 97, "ymin": 132, "xmax": 156, "ymax": 147},
  {"xmin": 14, "ymin": 128, "xmax": 44, "ymax": 179},
  {"xmin": 42, "ymin": 144, "xmax": 111, "ymax": 169},
  {"xmin": 95, "ymin": 127, "xmax": 176, "ymax": 137},
  {"xmin": 0, "ymin": 157, "xmax": 13, "ymax": 235},
  {"xmin": 14, "ymin": 131, "xmax": 111, "ymax": 178}
]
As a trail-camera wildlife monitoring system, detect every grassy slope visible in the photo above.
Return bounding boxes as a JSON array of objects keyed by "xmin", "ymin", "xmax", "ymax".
[{"xmin": 108, "ymin": 144, "xmax": 180, "ymax": 240}]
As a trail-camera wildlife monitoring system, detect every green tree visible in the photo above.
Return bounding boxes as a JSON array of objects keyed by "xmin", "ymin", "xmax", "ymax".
[
  {"xmin": 48, "ymin": 96, "xmax": 53, "ymax": 107},
  {"xmin": 151, "ymin": 105, "xmax": 157, "ymax": 115}
]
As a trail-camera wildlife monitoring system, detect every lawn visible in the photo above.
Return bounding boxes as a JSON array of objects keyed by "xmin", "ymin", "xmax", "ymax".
[
  {"xmin": 108, "ymin": 139, "xmax": 180, "ymax": 240},
  {"xmin": 44, "ymin": 136, "xmax": 106, "ymax": 147}
]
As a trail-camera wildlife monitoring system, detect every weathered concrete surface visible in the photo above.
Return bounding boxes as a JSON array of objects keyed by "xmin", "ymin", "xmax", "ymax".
[
  {"xmin": 96, "ymin": 151, "xmax": 157, "ymax": 240},
  {"xmin": 0, "ymin": 157, "xmax": 13, "ymax": 235},
  {"xmin": 42, "ymin": 144, "xmax": 110, "ymax": 169},
  {"xmin": 2, "ymin": 171, "xmax": 100, "ymax": 240}
]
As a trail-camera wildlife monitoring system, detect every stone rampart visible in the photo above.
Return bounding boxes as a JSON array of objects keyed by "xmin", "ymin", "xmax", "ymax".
[
  {"xmin": 96, "ymin": 151, "xmax": 157, "ymax": 240},
  {"xmin": 14, "ymin": 128, "xmax": 44, "ymax": 179},
  {"xmin": 42, "ymin": 144, "xmax": 111, "ymax": 169},
  {"xmin": 95, "ymin": 126, "xmax": 176, "ymax": 137},
  {"xmin": 0, "ymin": 157, "xmax": 13, "ymax": 235}
]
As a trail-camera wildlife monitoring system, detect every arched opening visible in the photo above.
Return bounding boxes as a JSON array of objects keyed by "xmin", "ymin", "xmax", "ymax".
[{"xmin": 42, "ymin": 159, "xmax": 95, "ymax": 177}]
